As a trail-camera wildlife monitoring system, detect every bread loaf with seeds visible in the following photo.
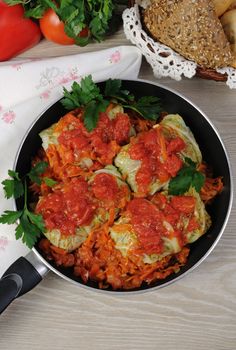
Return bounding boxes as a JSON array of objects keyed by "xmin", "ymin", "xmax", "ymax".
[{"xmin": 143, "ymin": 0, "xmax": 233, "ymax": 68}]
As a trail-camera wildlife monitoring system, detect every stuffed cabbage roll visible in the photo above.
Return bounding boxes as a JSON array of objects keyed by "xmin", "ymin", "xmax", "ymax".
[
  {"xmin": 110, "ymin": 188, "xmax": 211, "ymax": 264},
  {"xmin": 39, "ymin": 104, "xmax": 134, "ymax": 180},
  {"xmin": 36, "ymin": 166, "xmax": 130, "ymax": 251},
  {"xmin": 114, "ymin": 114, "xmax": 202, "ymax": 196},
  {"xmin": 160, "ymin": 114, "xmax": 202, "ymax": 164}
]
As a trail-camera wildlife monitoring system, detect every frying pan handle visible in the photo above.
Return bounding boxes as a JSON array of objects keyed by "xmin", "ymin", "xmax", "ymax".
[{"xmin": 0, "ymin": 251, "xmax": 49, "ymax": 314}]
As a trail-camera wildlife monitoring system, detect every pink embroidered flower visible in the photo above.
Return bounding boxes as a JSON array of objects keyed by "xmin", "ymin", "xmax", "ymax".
[
  {"xmin": 1, "ymin": 110, "xmax": 16, "ymax": 124},
  {"xmin": 0, "ymin": 105, "xmax": 2, "ymax": 112},
  {"xmin": 0, "ymin": 237, "xmax": 8, "ymax": 251},
  {"xmin": 59, "ymin": 76, "xmax": 71, "ymax": 85},
  {"xmin": 69, "ymin": 71, "xmax": 79, "ymax": 80},
  {"xmin": 109, "ymin": 50, "xmax": 121, "ymax": 64},
  {"xmin": 40, "ymin": 90, "xmax": 51, "ymax": 100},
  {"xmin": 59, "ymin": 70, "xmax": 79, "ymax": 85}
]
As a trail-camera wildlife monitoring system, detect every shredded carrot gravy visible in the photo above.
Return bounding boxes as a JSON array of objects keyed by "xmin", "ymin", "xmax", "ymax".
[{"xmin": 34, "ymin": 108, "xmax": 223, "ymax": 290}]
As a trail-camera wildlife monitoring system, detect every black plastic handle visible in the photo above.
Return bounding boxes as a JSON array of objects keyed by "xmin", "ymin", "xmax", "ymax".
[{"xmin": 0, "ymin": 256, "xmax": 42, "ymax": 314}]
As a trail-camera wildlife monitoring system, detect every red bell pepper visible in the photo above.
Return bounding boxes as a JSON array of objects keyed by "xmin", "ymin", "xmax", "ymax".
[{"xmin": 0, "ymin": 0, "xmax": 41, "ymax": 61}]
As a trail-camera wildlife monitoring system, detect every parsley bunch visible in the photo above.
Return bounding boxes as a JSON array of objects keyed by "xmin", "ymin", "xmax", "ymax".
[
  {"xmin": 0, "ymin": 162, "xmax": 53, "ymax": 249},
  {"xmin": 168, "ymin": 158, "xmax": 205, "ymax": 195},
  {"xmin": 61, "ymin": 75, "xmax": 162, "ymax": 131}
]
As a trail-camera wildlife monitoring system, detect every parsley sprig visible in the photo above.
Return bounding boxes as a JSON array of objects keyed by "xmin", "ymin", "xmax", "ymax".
[
  {"xmin": 0, "ymin": 162, "xmax": 54, "ymax": 249},
  {"xmin": 61, "ymin": 75, "xmax": 162, "ymax": 131},
  {"xmin": 168, "ymin": 158, "xmax": 205, "ymax": 195}
]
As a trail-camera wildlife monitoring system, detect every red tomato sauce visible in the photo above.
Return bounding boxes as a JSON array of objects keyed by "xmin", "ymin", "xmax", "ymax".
[
  {"xmin": 127, "ymin": 193, "xmax": 198, "ymax": 255},
  {"xmin": 127, "ymin": 198, "xmax": 166, "ymax": 254},
  {"xmin": 56, "ymin": 111, "xmax": 131, "ymax": 173},
  {"xmin": 36, "ymin": 177, "xmax": 96, "ymax": 235},
  {"xmin": 91, "ymin": 173, "xmax": 119, "ymax": 201},
  {"xmin": 129, "ymin": 127, "xmax": 186, "ymax": 194}
]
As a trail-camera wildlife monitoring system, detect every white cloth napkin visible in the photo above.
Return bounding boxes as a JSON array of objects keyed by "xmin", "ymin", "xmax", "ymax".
[{"xmin": 0, "ymin": 46, "xmax": 142, "ymax": 276}]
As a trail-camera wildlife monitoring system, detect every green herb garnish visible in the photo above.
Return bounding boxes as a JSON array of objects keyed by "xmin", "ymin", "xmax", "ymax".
[
  {"xmin": 123, "ymin": 96, "xmax": 162, "ymax": 121},
  {"xmin": 44, "ymin": 177, "xmax": 58, "ymax": 187},
  {"xmin": 2, "ymin": 170, "xmax": 24, "ymax": 199},
  {"xmin": 28, "ymin": 161, "xmax": 48, "ymax": 185},
  {"xmin": 0, "ymin": 162, "xmax": 51, "ymax": 249},
  {"xmin": 61, "ymin": 75, "xmax": 162, "ymax": 131},
  {"xmin": 168, "ymin": 158, "xmax": 205, "ymax": 195}
]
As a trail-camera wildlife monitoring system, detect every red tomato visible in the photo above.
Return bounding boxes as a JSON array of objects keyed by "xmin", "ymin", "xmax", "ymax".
[
  {"xmin": 39, "ymin": 9, "xmax": 89, "ymax": 45},
  {"xmin": 0, "ymin": 2, "xmax": 41, "ymax": 61}
]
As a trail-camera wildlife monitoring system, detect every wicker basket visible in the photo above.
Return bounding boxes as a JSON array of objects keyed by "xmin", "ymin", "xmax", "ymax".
[{"xmin": 127, "ymin": 0, "xmax": 228, "ymax": 82}]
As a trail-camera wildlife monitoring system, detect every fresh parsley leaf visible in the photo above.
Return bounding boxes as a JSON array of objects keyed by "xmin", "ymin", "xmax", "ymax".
[
  {"xmin": 26, "ymin": 210, "xmax": 45, "ymax": 233},
  {"xmin": 2, "ymin": 170, "xmax": 24, "ymax": 199},
  {"xmin": 61, "ymin": 86, "xmax": 80, "ymax": 110},
  {"xmin": 61, "ymin": 76, "xmax": 103, "ymax": 111},
  {"xmin": 79, "ymin": 76, "xmax": 103, "ymax": 104},
  {"xmin": 192, "ymin": 172, "xmax": 205, "ymax": 193},
  {"xmin": 84, "ymin": 99, "xmax": 109, "ymax": 132},
  {"xmin": 0, "ymin": 210, "xmax": 23, "ymax": 225},
  {"xmin": 28, "ymin": 161, "xmax": 48, "ymax": 185},
  {"xmin": 169, "ymin": 167, "xmax": 194, "ymax": 195},
  {"xmin": 0, "ymin": 169, "xmax": 47, "ymax": 249},
  {"xmin": 0, "ymin": 207, "xmax": 45, "ymax": 248},
  {"xmin": 169, "ymin": 160, "xmax": 205, "ymax": 195},
  {"xmin": 14, "ymin": 210, "xmax": 45, "ymax": 249},
  {"xmin": 88, "ymin": 0, "xmax": 114, "ymax": 41},
  {"xmin": 104, "ymin": 79, "xmax": 122, "ymax": 96},
  {"xmin": 44, "ymin": 177, "xmax": 58, "ymax": 187},
  {"xmin": 15, "ymin": 223, "xmax": 24, "ymax": 240},
  {"xmin": 104, "ymin": 79, "xmax": 134, "ymax": 103},
  {"xmin": 125, "ymin": 96, "xmax": 162, "ymax": 121},
  {"xmin": 61, "ymin": 76, "xmax": 163, "ymax": 131},
  {"xmin": 23, "ymin": 4, "xmax": 47, "ymax": 19},
  {"xmin": 20, "ymin": 212, "xmax": 42, "ymax": 248},
  {"xmin": 105, "ymin": 83, "xmax": 162, "ymax": 121}
]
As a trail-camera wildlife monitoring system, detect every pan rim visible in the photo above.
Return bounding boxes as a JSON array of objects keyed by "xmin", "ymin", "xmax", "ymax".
[{"xmin": 14, "ymin": 78, "xmax": 234, "ymax": 294}]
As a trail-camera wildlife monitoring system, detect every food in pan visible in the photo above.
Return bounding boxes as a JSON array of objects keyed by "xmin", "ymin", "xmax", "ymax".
[
  {"xmin": 110, "ymin": 188, "xmax": 211, "ymax": 264},
  {"xmin": 35, "ymin": 166, "xmax": 130, "ymax": 251},
  {"xmin": 143, "ymin": 0, "xmax": 236, "ymax": 69},
  {"xmin": 115, "ymin": 114, "xmax": 202, "ymax": 195},
  {"xmin": 39, "ymin": 105, "xmax": 133, "ymax": 180},
  {"xmin": 0, "ymin": 77, "xmax": 223, "ymax": 290}
]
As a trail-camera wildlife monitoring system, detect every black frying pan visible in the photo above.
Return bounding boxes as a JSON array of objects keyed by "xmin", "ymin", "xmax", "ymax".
[{"xmin": 0, "ymin": 79, "xmax": 233, "ymax": 313}]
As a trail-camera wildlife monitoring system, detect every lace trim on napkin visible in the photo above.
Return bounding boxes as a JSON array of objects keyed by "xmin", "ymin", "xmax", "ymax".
[{"xmin": 123, "ymin": 3, "xmax": 236, "ymax": 88}]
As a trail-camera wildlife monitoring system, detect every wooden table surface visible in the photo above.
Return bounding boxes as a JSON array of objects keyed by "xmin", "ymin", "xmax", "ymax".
[{"xmin": 0, "ymin": 29, "xmax": 236, "ymax": 350}]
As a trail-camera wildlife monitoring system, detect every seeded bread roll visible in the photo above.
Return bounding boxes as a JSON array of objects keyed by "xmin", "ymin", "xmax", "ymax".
[
  {"xmin": 143, "ymin": 0, "xmax": 233, "ymax": 68},
  {"xmin": 212, "ymin": 0, "xmax": 234, "ymax": 17}
]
